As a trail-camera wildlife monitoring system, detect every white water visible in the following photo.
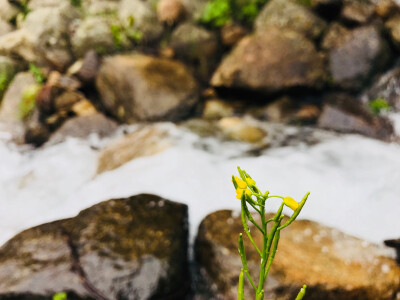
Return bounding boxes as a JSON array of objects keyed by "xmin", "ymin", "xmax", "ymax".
[{"xmin": 0, "ymin": 122, "xmax": 399, "ymax": 248}]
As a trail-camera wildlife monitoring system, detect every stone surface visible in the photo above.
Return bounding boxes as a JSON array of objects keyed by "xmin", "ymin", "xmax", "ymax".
[
  {"xmin": 211, "ymin": 27, "xmax": 326, "ymax": 94},
  {"xmin": 250, "ymin": 96, "xmax": 298, "ymax": 122},
  {"xmin": 0, "ymin": 18, "xmax": 13, "ymax": 37},
  {"xmin": 118, "ymin": 0, "xmax": 163, "ymax": 43},
  {"xmin": 218, "ymin": 117, "xmax": 266, "ymax": 143},
  {"xmin": 0, "ymin": 72, "xmax": 36, "ymax": 123},
  {"xmin": 386, "ymin": 15, "xmax": 400, "ymax": 50},
  {"xmin": 318, "ymin": 93, "xmax": 394, "ymax": 141},
  {"xmin": 321, "ymin": 22, "xmax": 351, "ymax": 50},
  {"xmin": 97, "ymin": 125, "xmax": 171, "ymax": 174},
  {"xmin": 157, "ymin": 0, "xmax": 186, "ymax": 25},
  {"xmin": 220, "ymin": 22, "xmax": 247, "ymax": 47},
  {"xmin": 170, "ymin": 23, "xmax": 219, "ymax": 80},
  {"xmin": 96, "ymin": 54, "xmax": 199, "ymax": 123},
  {"xmin": 202, "ymin": 99, "xmax": 235, "ymax": 120},
  {"xmin": 69, "ymin": 50, "xmax": 101, "ymax": 83},
  {"xmin": 365, "ymin": 66, "xmax": 400, "ymax": 111},
  {"xmin": 70, "ymin": 16, "xmax": 124, "ymax": 58},
  {"xmin": 0, "ymin": 0, "xmax": 19, "ymax": 22},
  {"xmin": 329, "ymin": 25, "xmax": 391, "ymax": 90},
  {"xmin": 195, "ymin": 210, "xmax": 400, "ymax": 299},
  {"xmin": 48, "ymin": 113, "xmax": 118, "ymax": 145},
  {"xmin": 19, "ymin": 3, "xmax": 80, "ymax": 70},
  {"xmin": 255, "ymin": 0, "xmax": 328, "ymax": 40},
  {"xmin": 340, "ymin": 0, "xmax": 375, "ymax": 24},
  {"xmin": 180, "ymin": 0, "xmax": 209, "ymax": 22},
  {"xmin": 0, "ymin": 194, "xmax": 189, "ymax": 300}
]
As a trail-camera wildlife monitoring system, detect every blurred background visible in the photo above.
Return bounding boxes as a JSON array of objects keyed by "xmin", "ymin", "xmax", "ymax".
[{"xmin": 0, "ymin": 0, "xmax": 399, "ymax": 299}]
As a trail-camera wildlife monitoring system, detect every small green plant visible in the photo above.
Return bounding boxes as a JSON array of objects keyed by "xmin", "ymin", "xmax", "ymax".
[
  {"xmin": 200, "ymin": 0, "xmax": 267, "ymax": 27},
  {"xmin": 0, "ymin": 71, "xmax": 8, "ymax": 94},
  {"xmin": 19, "ymin": 84, "xmax": 41, "ymax": 120},
  {"xmin": 110, "ymin": 24, "xmax": 124, "ymax": 48},
  {"xmin": 369, "ymin": 98, "xmax": 390, "ymax": 115},
  {"xmin": 53, "ymin": 292, "xmax": 67, "ymax": 300},
  {"xmin": 232, "ymin": 167, "xmax": 309, "ymax": 300},
  {"xmin": 70, "ymin": 0, "xmax": 82, "ymax": 7},
  {"xmin": 21, "ymin": 1, "xmax": 31, "ymax": 19},
  {"xmin": 29, "ymin": 63, "xmax": 45, "ymax": 84}
]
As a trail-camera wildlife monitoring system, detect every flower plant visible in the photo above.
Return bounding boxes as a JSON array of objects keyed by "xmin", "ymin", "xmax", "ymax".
[{"xmin": 232, "ymin": 167, "xmax": 309, "ymax": 300}]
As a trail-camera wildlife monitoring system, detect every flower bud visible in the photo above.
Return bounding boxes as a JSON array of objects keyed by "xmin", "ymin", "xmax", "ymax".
[{"xmin": 283, "ymin": 196, "xmax": 299, "ymax": 210}]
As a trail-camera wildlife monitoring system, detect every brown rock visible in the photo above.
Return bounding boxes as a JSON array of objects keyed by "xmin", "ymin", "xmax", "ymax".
[
  {"xmin": 318, "ymin": 93, "xmax": 394, "ymax": 141},
  {"xmin": 221, "ymin": 22, "xmax": 247, "ymax": 47},
  {"xmin": 340, "ymin": 0, "xmax": 375, "ymax": 24},
  {"xmin": 386, "ymin": 15, "xmax": 400, "ymax": 50},
  {"xmin": 0, "ymin": 194, "xmax": 189, "ymax": 299},
  {"xmin": 321, "ymin": 22, "xmax": 351, "ymax": 50},
  {"xmin": 218, "ymin": 117, "xmax": 266, "ymax": 143},
  {"xmin": 97, "ymin": 126, "xmax": 171, "ymax": 174},
  {"xmin": 202, "ymin": 99, "xmax": 235, "ymax": 120},
  {"xmin": 157, "ymin": 0, "xmax": 186, "ymax": 25},
  {"xmin": 196, "ymin": 210, "xmax": 400, "ymax": 299},
  {"xmin": 211, "ymin": 28, "xmax": 326, "ymax": 94},
  {"xmin": 96, "ymin": 54, "xmax": 199, "ymax": 123},
  {"xmin": 76, "ymin": 50, "xmax": 101, "ymax": 83},
  {"xmin": 375, "ymin": 0, "xmax": 400, "ymax": 19}
]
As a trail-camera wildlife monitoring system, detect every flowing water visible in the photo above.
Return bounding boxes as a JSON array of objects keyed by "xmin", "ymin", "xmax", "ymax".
[{"xmin": 0, "ymin": 119, "xmax": 399, "ymax": 251}]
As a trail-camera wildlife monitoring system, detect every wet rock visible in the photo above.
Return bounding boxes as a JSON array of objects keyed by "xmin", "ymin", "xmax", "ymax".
[
  {"xmin": 340, "ymin": 0, "xmax": 375, "ymax": 25},
  {"xmin": 157, "ymin": 0, "xmax": 186, "ymax": 25},
  {"xmin": 0, "ymin": 72, "xmax": 37, "ymax": 123},
  {"xmin": 180, "ymin": 0, "xmax": 209, "ymax": 22},
  {"xmin": 384, "ymin": 239, "xmax": 400, "ymax": 264},
  {"xmin": 329, "ymin": 25, "xmax": 391, "ymax": 91},
  {"xmin": 311, "ymin": 0, "xmax": 343, "ymax": 20},
  {"xmin": 71, "ymin": 99, "xmax": 98, "ymax": 117},
  {"xmin": 70, "ymin": 16, "xmax": 126, "ymax": 58},
  {"xmin": 24, "ymin": 108, "xmax": 51, "ymax": 146},
  {"xmin": 118, "ymin": 0, "xmax": 163, "ymax": 43},
  {"xmin": 249, "ymin": 96, "xmax": 298, "ymax": 122},
  {"xmin": 0, "ymin": 19, "xmax": 13, "ymax": 37},
  {"xmin": 96, "ymin": 54, "xmax": 199, "ymax": 123},
  {"xmin": 82, "ymin": 0, "xmax": 120, "ymax": 15},
  {"xmin": 375, "ymin": 0, "xmax": 400, "ymax": 19},
  {"xmin": 295, "ymin": 105, "xmax": 321, "ymax": 123},
  {"xmin": 218, "ymin": 117, "xmax": 266, "ymax": 143},
  {"xmin": 202, "ymin": 99, "xmax": 235, "ymax": 120},
  {"xmin": 170, "ymin": 23, "xmax": 219, "ymax": 81},
  {"xmin": 211, "ymin": 27, "xmax": 326, "ymax": 94},
  {"xmin": 0, "ymin": 0, "xmax": 19, "ymax": 22},
  {"xmin": 48, "ymin": 113, "xmax": 118, "ymax": 145},
  {"xmin": 0, "ymin": 194, "xmax": 189, "ymax": 300},
  {"xmin": 195, "ymin": 210, "xmax": 400, "ymax": 299},
  {"xmin": 255, "ymin": 0, "xmax": 328, "ymax": 40},
  {"xmin": 54, "ymin": 91, "xmax": 85, "ymax": 112},
  {"xmin": 365, "ymin": 66, "xmax": 400, "ymax": 111},
  {"xmin": 97, "ymin": 126, "xmax": 171, "ymax": 174},
  {"xmin": 321, "ymin": 22, "xmax": 351, "ymax": 50},
  {"xmin": 0, "ymin": 56, "xmax": 20, "ymax": 101},
  {"xmin": 386, "ymin": 15, "xmax": 400, "ymax": 50},
  {"xmin": 220, "ymin": 22, "xmax": 247, "ymax": 47},
  {"xmin": 318, "ymin": 93, "xmax": 394, "ymax": 140}
]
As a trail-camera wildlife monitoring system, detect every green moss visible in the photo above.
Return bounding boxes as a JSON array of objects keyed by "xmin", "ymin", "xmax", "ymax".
[
  {"xmin": 110, "ymin": 24, "xmax": 124, "ymax": 48},
  {"xmin": 0, "ymin": 72, "xmax": 8, "ymax": 95},
  {"xmin": 200, "ymin": 0, "xmax": 268, "ymax": 27},
  {"xmin": 29, "ymin": 63, "xmax": 44, "ymax": 84},
  {"xmin": 297, "ymin": 0, "xmax": 312, "ymax": 7},
  {"xmin": 70, "ymin": 0, "xmax": 82, "ymax": 7},
  {"xmin": 53, "ymin": 292, "xmax": 67, "ymax": 300},
  {"xmin": 19, "ymin": 84, "xmax": 42, "ymax": 120},
  {"xmin": 369, "ymin": 98, "xmax": 390, "ymax": 115}
]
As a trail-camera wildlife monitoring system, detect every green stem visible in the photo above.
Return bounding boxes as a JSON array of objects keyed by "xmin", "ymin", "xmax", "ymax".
[
  {"xmin": 241, "ymin": 196, "xmax": 261, "ymax": 256},
  {"xmin": 238, "ymin": 268, "xmax": 244, "ymax": 300},
  {"xmin": 295, "ymin": 285, "xmax": 307, "ymax": 300},
  {"xmin": 256, "ymin": 200, "xmax": 267, "ymax": 297},
  {"xmin": 238, "ymin": 233, "xmax": 257, "ymax": 291},
  {"xmin": 264, "ymin": 228, "xmax": 281, "ymax": 278}
]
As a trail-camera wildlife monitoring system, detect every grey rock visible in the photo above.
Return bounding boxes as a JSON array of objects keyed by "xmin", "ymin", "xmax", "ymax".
[
  {"xmin": 47, "ymin": 113, "xmax": 118, "ymax": 145},
  {"xmin": 96, "ymin": 54, "xmax": 199, "ymax": 122},
  {"xmin": 211, "ymin": 27, "xmax": 326, "ymax": 94},
  {"xmin": 0, "ymin": 194, "xmax": 189, "ymax": 300},
  {"xmin": 255, "ymin": 0, "xmax": 328, "ymax": 40},
  {"xmin": 318, "ymin": 93, "xmax": 394, "ymax": 140},
  {"xmin": 329, "ymin": 25, "xmax": 391, "ymax": 91}
]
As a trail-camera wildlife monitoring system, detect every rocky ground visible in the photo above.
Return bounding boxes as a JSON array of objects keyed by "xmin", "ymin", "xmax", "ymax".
[{"xmin": 0, "ymin": 0, "xmax": 400, "ymax": 299}]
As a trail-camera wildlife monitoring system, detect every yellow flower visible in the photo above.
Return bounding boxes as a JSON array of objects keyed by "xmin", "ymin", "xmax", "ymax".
[
  {"xmin": 283, "ymin": 196, "xmax": 299, "ymax": 210},
  {"xmin": 236, "ymin": 188, "xmax": 252, "ymax": 199},
  {"xmin": 234, "ymin": 176, "xmax": 247, "ymax": 189}
]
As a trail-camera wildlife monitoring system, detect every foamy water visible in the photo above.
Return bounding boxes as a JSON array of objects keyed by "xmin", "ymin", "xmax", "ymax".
[{"xmin": 0, "ymin": 122, "xmax": 399, "ymax": 248}]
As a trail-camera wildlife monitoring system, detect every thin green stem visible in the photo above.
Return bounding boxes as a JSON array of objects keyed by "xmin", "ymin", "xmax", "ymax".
[
  {"xmin": 256, "ymin": 200, "xmax": 267, "ymax": 296},
  {"xmin": 264, "ymin": 228, "xmax": 281, "ymax": 278},
  {"xmin": 238, "ymin": 268, "xmax": 244, "ymax": 300},
  {"xmin": 242, "ymin": 200, "xmax": 264, "ymax": 234},
  {"xmin": 295, "ymin": 285, "xmax": 307, "ymax": 300},
  {"xmin": 241, "ymin": 196, "xmax": 261, "ymax": 256},
  {"xmin": 238, "ymin": 234, "xmax": 257, "ymax": 291}
]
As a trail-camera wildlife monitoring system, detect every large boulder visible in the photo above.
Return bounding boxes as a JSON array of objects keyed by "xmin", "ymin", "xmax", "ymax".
[
  {"xmin": 318, "ymin": 93, "xmax": 394, "ymax": 141},
  {"xmin": 195, "ymin": 210, "xmax": 400, "ymax": 299},
  {"xmin": 255, "ymin": 0, "xmax": 328, "ymax": 40},
  {"xmin": 211, "ymin": 27, "xmax": 326, "ymax": 94},
  {"xmin": 329, "ymin": 25, "xmax": 391, "ymax": 91},
  {"xmin": 96, "ymin": 54, "xmax": 199, "ymax": 122},
  {"xmin": 0, "ymin": 194, "xmax": 189, "ymax": 300}
]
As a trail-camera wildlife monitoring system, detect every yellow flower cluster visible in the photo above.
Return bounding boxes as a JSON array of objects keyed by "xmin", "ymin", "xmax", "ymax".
[{"xmin": 234, "ymin": 176, "xmax": 253, "ymax": 199}]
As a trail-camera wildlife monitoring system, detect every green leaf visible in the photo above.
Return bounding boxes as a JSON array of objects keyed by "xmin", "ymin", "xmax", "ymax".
[{"xmin": 53, "ymin": 292, "xmax": 67, "ymax": 300}]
